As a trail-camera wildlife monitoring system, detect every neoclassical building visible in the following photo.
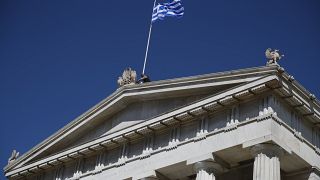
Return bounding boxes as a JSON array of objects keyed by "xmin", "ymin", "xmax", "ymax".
[{"xmin": 3, "ymin": 63, "xmax": 320, "ymax": 180}]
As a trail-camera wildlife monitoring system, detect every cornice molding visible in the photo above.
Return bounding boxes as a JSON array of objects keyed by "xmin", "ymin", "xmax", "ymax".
[
  {"xmin": 4, "ymin": 66, "xmax": 278, "ymax": 172},
  {"xmin": 7, "ymin": 111, "xmax": 320, "ymax": 179},
  {"xmin": 5, "ymin": 66, "xmax": 320, "ymax": 178}
]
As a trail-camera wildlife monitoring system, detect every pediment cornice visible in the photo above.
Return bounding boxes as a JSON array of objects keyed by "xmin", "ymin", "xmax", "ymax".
[
  {"xmin": 5, "ymin": 75, "xmax": 281, "ymax": 177},
  {"xmin": 5, "ymin": 65, "xmax": 320, "ymax": 178},
  {"xmin": 4, "ymin": 66, "xmax": 279, "ymax": 172}
]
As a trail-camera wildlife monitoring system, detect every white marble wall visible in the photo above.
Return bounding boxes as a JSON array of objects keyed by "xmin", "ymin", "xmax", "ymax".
[
  {"xmin": 68, "ymin": 94, "xmax": 210, "ymax": 149},
  {"xmin": 23, "ymin": 95, "xmax": 320, "ymax": 180},
  {"xmin": 272, "ymin": 95, "xmax": 320, "ymax": 147}
]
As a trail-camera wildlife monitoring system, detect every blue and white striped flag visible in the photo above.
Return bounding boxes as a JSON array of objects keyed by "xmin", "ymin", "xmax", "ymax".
[{"xmin": 152, "ymin": 0, "xmax": 184, "ymax": 23}]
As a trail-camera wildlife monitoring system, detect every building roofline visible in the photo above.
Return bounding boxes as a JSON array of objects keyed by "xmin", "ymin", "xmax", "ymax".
[{"xmin": 4, "ymin": 65, "xmax": 319, "ymax": 172}]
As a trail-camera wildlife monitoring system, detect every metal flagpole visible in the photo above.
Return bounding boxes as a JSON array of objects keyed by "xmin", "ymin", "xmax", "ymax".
[{"xmin": 142, "ymin": 0, "xmax": 157, "ymax": 75}]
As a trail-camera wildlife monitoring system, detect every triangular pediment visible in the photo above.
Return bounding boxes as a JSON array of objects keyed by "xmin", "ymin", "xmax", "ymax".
[
  {"xmin": 8, "ymin": 66, "xmax": 306, "ymax": 174},
  {"xmin": 46, "ymin": 93, "xmax": 216, "ymax": 156},
  {"xmin": 17, "ymin": 84, "xmax": 240, "ymax": 167}
]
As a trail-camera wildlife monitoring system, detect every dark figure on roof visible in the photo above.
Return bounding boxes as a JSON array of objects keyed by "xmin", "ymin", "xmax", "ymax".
[{"xmin": 137, "ymin": 74, "xmax": 151, "ymax": 84}]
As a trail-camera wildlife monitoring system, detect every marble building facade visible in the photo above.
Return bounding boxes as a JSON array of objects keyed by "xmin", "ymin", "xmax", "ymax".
[{"xmin": 3, "ymin": 65, "xmax": 320, "ymax": 180}]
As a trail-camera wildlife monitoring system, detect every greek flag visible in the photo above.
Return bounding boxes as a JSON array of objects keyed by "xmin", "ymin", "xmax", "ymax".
[{"xmin": 152, "ymin": 0, "xmax": 184, "ymax": 23}]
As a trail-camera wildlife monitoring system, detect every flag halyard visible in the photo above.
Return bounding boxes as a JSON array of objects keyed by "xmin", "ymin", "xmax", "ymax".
[{"xmin": 142, "ymin": 0, "xmax": 184, "ymax": 75}]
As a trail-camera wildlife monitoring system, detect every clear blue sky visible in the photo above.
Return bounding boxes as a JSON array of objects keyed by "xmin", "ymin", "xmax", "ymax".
[{"xmin": 0, "ymin": 0, "xmax": 319, "ymax": 178}]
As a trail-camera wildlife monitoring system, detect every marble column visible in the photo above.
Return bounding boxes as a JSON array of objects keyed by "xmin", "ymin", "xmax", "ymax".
[
  {"xmin": 251, "ymin": 144, "xmax": 284, "ymax": 180},
  {"xmin": 196, "ymin": 169, "xmax": 215, "ymax": 180},
  {"xmin": 194, "ymin": 161, "xmax": 223, "ymax": 180}
]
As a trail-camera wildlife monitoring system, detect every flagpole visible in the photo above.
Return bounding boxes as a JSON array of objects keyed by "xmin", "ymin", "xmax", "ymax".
[{"xmin": 142, "ymin": 0, "xmax": 157, "ymax": 75}]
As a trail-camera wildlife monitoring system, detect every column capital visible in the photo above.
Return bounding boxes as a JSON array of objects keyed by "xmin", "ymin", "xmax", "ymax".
[
  {"xmin": 250, "ymin": 143, "xmax": 285, "ymax": 158},
  {"xmin": 193, "ymin": 161, "xmax": 224, "ymax": 174}
]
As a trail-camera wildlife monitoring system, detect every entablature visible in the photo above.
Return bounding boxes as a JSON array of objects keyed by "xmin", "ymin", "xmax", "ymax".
[
  {"xmin": 5, "ymin": 73, "xmax": 320, "ymax": 179},
  {"xmin": 5, "ymin": 67, "xmax": 320, "ymax": 180}
]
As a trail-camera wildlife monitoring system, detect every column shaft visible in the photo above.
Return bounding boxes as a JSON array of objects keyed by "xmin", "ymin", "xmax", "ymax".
[
  {"xmin": 196, "ymin": 169, "xmax": 215, "ymax": 180},
  {"xmin": 253, "ymin": 153, "xmax": 280, "ymax": 180}
]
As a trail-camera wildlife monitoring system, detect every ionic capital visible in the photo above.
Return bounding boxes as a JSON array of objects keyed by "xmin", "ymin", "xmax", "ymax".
[
  {"xmin": 193, "ymin": 160, "xmax": 224, "ymax": 175},
  {"xmin": 250, "ymin": 143, "xmax": 285, "ymax": 158}
]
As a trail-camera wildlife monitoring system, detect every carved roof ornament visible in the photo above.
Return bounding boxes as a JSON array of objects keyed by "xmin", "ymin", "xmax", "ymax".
[
  {"xmin": 309, "ymin": 94, "xmax": 316, "ymax": 101},
  {"xmin": 265, "ymin": 48, "xmax": 284, "ymax": 66},
  {"xmin": 117, "ymin": 67, "xmax": 137, "ymax": 87},
  {"xmin": 8, "ymin": 150, "xmax": 19, "ymax": 165}
]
